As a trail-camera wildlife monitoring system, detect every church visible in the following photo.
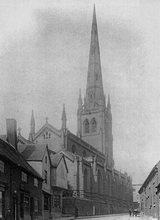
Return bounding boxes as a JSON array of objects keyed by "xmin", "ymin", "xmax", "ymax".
[{"xmin": 18, "ymin": 6, "xmax": 133, "ymax": 216}]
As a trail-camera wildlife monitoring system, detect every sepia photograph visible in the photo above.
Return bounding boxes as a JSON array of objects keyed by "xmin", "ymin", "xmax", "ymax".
[{"xmin": 0, "ymin": 0, "xmax": 160, "ymax": 219}]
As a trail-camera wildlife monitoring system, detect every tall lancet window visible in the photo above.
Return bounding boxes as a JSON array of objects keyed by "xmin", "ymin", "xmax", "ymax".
[
  {"xmin": 84, "ymin": 119, "xmax": 89, "ymax": 133},
  {"xmin": 91, "ymin": 118, "xmax": 97, "ymax": 132},
  {"xmin": 83, "ymin": 168, "xmax": 88, "ymax": 193}
]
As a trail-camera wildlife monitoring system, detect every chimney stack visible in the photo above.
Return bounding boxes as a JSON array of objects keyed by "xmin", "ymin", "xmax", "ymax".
[{"xmin": 6, "ymin": 118, "xmax": 17, "ymax": 150}]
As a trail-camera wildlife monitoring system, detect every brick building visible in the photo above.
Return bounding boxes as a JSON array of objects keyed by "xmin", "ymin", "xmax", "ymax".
[
  {"xmin": 139, "ymin": 161, "xmax": 160, "ymax": 218},
  {"xmin": 0, "ymin": 119, "xmax": 43, "ymax": 220}
]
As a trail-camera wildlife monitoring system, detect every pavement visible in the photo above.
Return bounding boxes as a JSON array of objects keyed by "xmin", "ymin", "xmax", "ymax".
[{"xmin": 53, "ymin": 213, "xmax": 158, "ymax": 220}]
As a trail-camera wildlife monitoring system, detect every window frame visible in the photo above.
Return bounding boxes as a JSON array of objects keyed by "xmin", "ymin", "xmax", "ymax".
[{"xmin": 0, "ymin": 160, "xmax": 4, "ymax": 173}]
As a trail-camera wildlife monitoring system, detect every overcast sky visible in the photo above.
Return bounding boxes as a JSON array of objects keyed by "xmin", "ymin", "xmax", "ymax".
[{"xmin": 1, "ymin": 0, "xmax": 160, "ymax": 184}]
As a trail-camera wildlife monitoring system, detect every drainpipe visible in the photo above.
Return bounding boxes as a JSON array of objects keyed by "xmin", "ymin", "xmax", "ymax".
[{"xmin": 77, "ymin": 158, "xmax": 79, "ymax": 196}]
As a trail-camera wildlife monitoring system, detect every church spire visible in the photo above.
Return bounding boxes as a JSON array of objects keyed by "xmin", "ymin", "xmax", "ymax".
[
  {"xmin": 86, "ymin": 5, "xmax": 104, "ymax": 106},
  {"xmin": 61, "ymin": 104, "xmax": 67, "ymax": 130}
]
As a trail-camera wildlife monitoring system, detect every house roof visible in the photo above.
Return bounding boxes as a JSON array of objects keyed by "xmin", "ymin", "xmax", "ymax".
[
  {"xmin": 50, "ymin": 154, "xmax": 63, "ymax": 167},
  {"xmin": 0, "ymin": 138, "xmax": 42, "ymax": 179},
  {"xmin": 0, "ymin": 135, "xmax": 7, "ymax": 141},
  {"xmin": 139, "ymin": 161, "xmax": 159, "ymax": 194},
  {"xmin": 18, "ymin": 143, "xmax": 47, "ymax": 161}
]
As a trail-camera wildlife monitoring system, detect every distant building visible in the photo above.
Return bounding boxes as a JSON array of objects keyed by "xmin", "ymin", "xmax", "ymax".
[
  {"xmin": 139, "ymin": 161, "xmax": 160, "ymax": 218},
  {"xmin": 17, "ymin": 6, "xmax": 133, "ymax": 216},
  {"xmin": 132, "ymin": 184, "xmax": 142, "ymax": 209}
]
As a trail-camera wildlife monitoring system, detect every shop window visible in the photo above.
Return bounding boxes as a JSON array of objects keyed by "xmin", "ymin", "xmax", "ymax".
[
  {"xmin": 22, "ymin": 172, "xmax": 27, "ymax": 182},
  {"xmin": 44, "ymin": 196, "xmax": 49, "ymax": 210},
  {"xmin": 34, "ymin": 198, "xmax": 39, "ymax": 212},
  {"xmin": 44, "ymin": 170, "xmax": 47, "ymax": 184},
  {"xmin": 0, "ymin": 160, "xmax": 4, "ymax": 173},
  {"xmin": 34, "ymin": 178, "xmax": 38, "ymax": 187},
  {"xmin": 24, "ymin": 196, "xmax": 30, "ymax": 214},
  {"xmin": 54, "ymin": 195, "xmax": 61, "ymax": 208}
]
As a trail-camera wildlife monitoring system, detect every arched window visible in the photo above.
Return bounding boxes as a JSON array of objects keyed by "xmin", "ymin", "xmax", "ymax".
[
  {"xmin": 98, "ymin": 170, "xmax": 102, "ymax": 195},
  {"xmin": 84, "ymin": 119, "xmax": 89, "ymax": 133},
  {"xmin": 83, "ymin": 168, "xmax": 88, "ymax": 192},
  {"xmin": 108, "ymin": 174, "xmax": 110, "ymax": 196},
  {"xmin": 91, "ymin": 118, "xmax": 97, "ymax": 132},
  {"xmin": 83, "ymin": 150, "xmax": 86, "ymax": 157},
  {"xmin": 71, "ymin": 145, "xmax": 76, "ymax": 154}
]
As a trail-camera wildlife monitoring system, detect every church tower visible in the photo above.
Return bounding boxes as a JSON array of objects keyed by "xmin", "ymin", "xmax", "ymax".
[{"xmin": 77, "ymin": 6, "xmax": 113, "ymax": 167}]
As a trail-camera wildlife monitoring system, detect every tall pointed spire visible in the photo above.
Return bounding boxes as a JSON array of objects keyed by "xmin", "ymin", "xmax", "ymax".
[
  {"xmin": 61, "ymin": 104, "xmax": 67, "ymax": 129},
  {"xmin": 86, "ymin": 5, "xmax": 104, "ymax": 107}
]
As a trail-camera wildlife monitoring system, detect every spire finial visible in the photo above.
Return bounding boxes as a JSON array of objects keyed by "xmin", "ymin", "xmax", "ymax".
[
  {"xmin": 45, "ymin": 117, "xmax": 49, "ymax": 124},
  {"xmin": 78, "ymin": 89, "xmax": 82, "ymax": 110},
  {"xmin": 61, "ymin": 104, "xmax": 67, "ymax": 129},
  {"xmin": 30, "ymin": 110, "xmax": 35, "ymax": 134},
  {"xmin": 107, "ymin": 95, "xmax": 111, "ymax": 109},
  {"xmin": 18, "ymin": 127, "xmax": 21, "ymax": 136}
]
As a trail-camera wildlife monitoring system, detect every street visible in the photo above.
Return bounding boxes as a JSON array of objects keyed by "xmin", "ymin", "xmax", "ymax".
[{"xmin": 77, "ymin": 214, "xmax": 155, "ymax": 220}]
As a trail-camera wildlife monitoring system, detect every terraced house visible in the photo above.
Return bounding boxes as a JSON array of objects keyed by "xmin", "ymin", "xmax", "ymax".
[{"xmin": 0, "ymin": 119, "xmax": 43, "ymax": 220}]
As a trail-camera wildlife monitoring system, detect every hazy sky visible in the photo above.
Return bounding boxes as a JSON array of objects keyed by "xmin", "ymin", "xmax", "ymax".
[{"xmin": 0, "ymin": 0, "xmax": 160, "ymax": 184}]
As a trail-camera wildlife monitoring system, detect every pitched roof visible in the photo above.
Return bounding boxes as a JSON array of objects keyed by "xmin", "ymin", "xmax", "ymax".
[
  {"xmin": 50, "ymin": 154, "xmax": 63, "ymax": 167},
  {"xmin": 0, "ymin": 135, "xmax": 7, "ymax": 141},
  {"xmin": 0, "ymin": 138, "xmax": 42, "ymax": 179},
  {"xmin": 18, "ymin": 134, "xmax": 32, "ymax": 145},
  {"xmin": 33, "ymin": 122, "xmax": 61, "ymax": 141},
  {"xmin": 18, "ymin": 143, "xmax": 47, "ymax": 161}
]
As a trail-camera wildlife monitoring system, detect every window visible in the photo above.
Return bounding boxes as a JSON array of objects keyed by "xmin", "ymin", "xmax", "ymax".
[
  {"xmin": 54, "ymin": 195, "xmax": 61, "ymax": 208},
  {"xmin": 71, "ymin": 145, "xmax": 76, "ymax": 154},
  {"xmin": 24, "ymin": 196, "xmax": 29, "ymax": 214},
  {"xmin": 34, "ymin": 178, "xmax": 38, "ymax": 187},
  {"xmin": 43, "ymin": 131, "xmax": 51, "ymax": 139},
  {"xmin": 91, "ymin": 118, "xmax": 97, "ymax": 132},
  {"xmin": 45, "ymin": 156, "xmax": 47, "ymax": 164},
  {"xmin": 22, "ymin": 172, "xmax": 27, "ymax": 182},
  {"xmin": 83, "ymin": 169, "xmax": 88, "ymax": 192},
  {"xmin": 84, "ymin": 119, "xmax": 89, "ymax": 133},
  {"xmin": 0, "ymin": 160, "xmax": 4, "ymax": 173},
  {"xmin": 34, "ymin": 198, "xmax": 39, "ymax": 212},
  {"xmin": 98, "ymin": 170, "xmax": 102, "ymax": 195},
  {"xmin": 83, "ymin": 150, "xmax": 86, "ymax": 157},
  {"xmin": 0, "ymin": 191, "xmax": 4, "ymax": 218},
  {"xmin": 44, "ymin": 196, "xmax": 49, "ymax": 210},
  {"xmin": 44, "ymin": 170, "xmax": 47, "ymax": 184}
]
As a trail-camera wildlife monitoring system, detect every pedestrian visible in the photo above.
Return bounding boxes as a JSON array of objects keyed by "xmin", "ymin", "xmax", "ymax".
[
  {"xmin": 129, "ymin": 209, "xmax": 131, "ymax": 216},
  {"xmin": 75, "ymin": 206, "xmax": 78, "ymax": 219},
  {"xmin": 5, "ymin": 209, "xmax": 13, "ymax": 220}
]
